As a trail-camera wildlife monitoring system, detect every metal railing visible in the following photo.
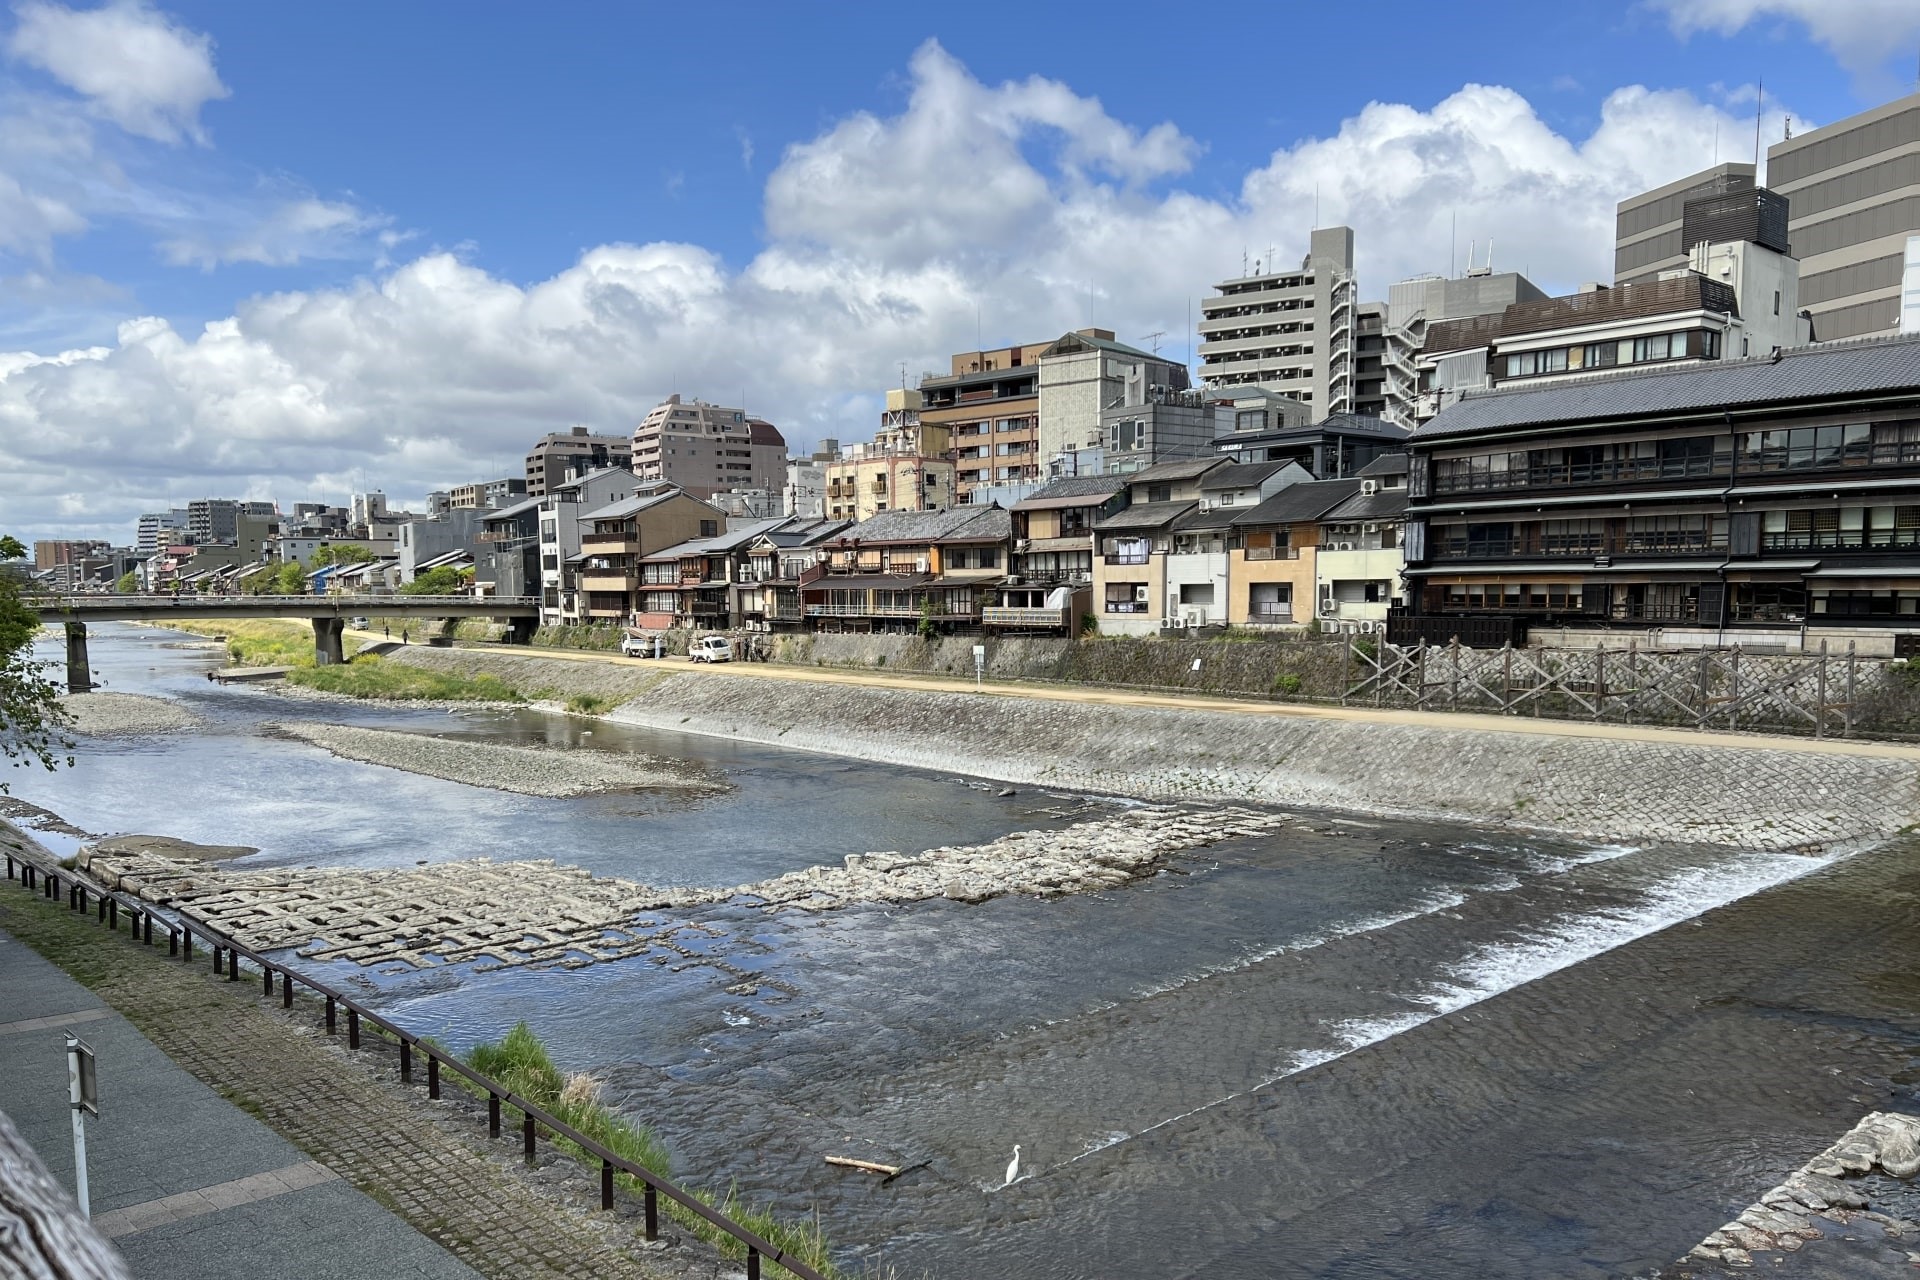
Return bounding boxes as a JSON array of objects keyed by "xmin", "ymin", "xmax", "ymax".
[{"xmin": 1, "ymin": 847, "xmax": 827, "ymax": 1280}]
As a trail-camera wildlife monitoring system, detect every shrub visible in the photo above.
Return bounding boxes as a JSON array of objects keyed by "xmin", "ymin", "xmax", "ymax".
[
  {"xmin": 1272, "ymin": 672, "xmax": 1303, "ymax": 696},
  {"xmin": 565, "ymin": 693, "xmax": 616, "ymax": 715},
  {"xmin": 286, "ymin": 655, "xmax": 523, "ymax": 702}
]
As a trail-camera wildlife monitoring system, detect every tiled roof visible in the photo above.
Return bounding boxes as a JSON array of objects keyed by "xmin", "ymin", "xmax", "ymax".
[
  {"xmin": 481, "ymin": 496, "xmax": 542, "ymax": 523},
  {"xmin": 1128, "ymin": 456, "xmax": 1228, "ymax": 483},
  {"xmin": 1357, "ymin": 451, "xmax": 1411, "ymax": 478},
  {"xmin": 1412, "ymin": 335, "xmax": 1920, "ymax": 441},
  {"xmin": 1231, "ymin": 479, "xmax": 1363, "ymax": 526},
  {"xmin": 579, "ymin": 489, "xmax": 684, "ymax": 522},
  {"xmin": 1204, "ymin": 461, "xmax": 1290, "ymax": 489},
  {"xmin": 1094, "ymin": 500, "xmax": 1196, "ymax": 531},
  {"xmin": 833, "ymin": 506, "xmax": 1011, "ymax": 544},
  {"xmin": 1323, "ymin": 486, "xmax": 1408, "ymax": 522},
  {"xmin": 1013, "ymin": 475, "xmax": 1128, "ymax": 508}
]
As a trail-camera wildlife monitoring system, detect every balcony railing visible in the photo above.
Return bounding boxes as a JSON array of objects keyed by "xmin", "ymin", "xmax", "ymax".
[
  {"xmin": 1103, "ymin": 600, "xmax": 1148, "ymax": 614},
  {"xmin": 581, "ymin": 532, "xmax": 638, "ymax": 548},
  {"xmin": 1760, "ymin": 530, "xmax": 1920, "ymax": 552},
  {"xmin": 1102, "ymin": 552, "xmax": 1150, "ymax": 565},
  {"xmin": 1433, "ymin": 533, "xmax": 1729, "ymax": 561},
  {"xmin": 804, "ymin": 602, "xmax": 925, "ymax": 618},
  {"xmin": 1248, "ymin": 604, "xmax": 1294, "ymax": 621},
  {"xmin": 1243, "ymin": 546, "xmax": 1300, "ymax": 561},
  {"xmin": 1432, "ymin": 454, "xmax": 1733, "ymax": 495},
  {"xmin": 981, "ymin": 606, "xmax": 1069, "ymax": 628}
]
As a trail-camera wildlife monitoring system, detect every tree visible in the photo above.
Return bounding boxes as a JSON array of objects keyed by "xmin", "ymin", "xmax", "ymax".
[
  {"xmin": 114, "ymin": 570, "xmax": 138, "ymax": 594},
  {"xmin": 0, "ymin": 534, "xmax": 71, "ymax": 791},
  {"xmin": 273, "ymin": 561, "xmax": 308, "ymax": 594},
  {"xmin": 401, "ymin": 564, "xmax": 467, "ymax": 596},
  {"xmin": 310, "ymin": 543, "xmax": 373, "ymax": 568}
]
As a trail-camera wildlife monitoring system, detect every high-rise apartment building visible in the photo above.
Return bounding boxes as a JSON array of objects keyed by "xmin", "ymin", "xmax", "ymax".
[
  {"xmin": 1767, "ymin": 91, "xmax": 1920, "ymax": 340},
  {"xmin": 630, "ymin": 395, "xmax": 788, "ymax": 499},
  {"xmin": 919, "ymin": 340, "xmax": 1051, "ymax": 504},
  {"xmin": 1615, "ymin": 163, "xmax": 1756, "ymax": 285},
  {"xmin": 1197, "ymin": 226, "xmax": 1358, "ymax": 413},
  {"xmin": 525, "ymin": 427, "xmax": 634, "ymax": 498}
]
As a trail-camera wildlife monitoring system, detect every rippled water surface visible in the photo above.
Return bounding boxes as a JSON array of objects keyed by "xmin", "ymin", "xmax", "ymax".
[{"xmin": 18, "ymin": 626, "xmax": 1920, "ymax": 1279}]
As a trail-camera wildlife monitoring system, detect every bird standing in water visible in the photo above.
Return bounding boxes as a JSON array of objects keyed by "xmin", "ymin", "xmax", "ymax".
[{"xmin": 1003, "ymin": 1145, "xmax": 1021, "ymax": 1187}]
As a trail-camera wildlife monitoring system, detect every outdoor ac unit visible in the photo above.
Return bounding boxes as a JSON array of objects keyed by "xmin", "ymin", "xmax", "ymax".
[
  {"xmin": 1364, "ymin": 523, "xmax": 1379, "ymax": 533},
  {"xmin": 1337, "ymin": 542, "xmax": 1355, "ymax": 551},
  {"xmin": 1360, "ymin": 620, "xmax": 1377, "ymax": 633},
  {"xmin": 1134, "ymin": 584, "xmax": 1149, "ymax": 602},
  {"xmin": 1319, "ymin": 603, "xmax": 1338, "ymax": 618},
  {"xmin": 1184, "ymin": 610, "xmax": 1205, "ymax": 628}
]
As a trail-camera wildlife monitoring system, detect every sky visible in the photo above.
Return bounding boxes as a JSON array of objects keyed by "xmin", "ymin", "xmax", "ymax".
[{"xmin": 3, "ymin": 0, "xmax": 1920, "ymax": 545}]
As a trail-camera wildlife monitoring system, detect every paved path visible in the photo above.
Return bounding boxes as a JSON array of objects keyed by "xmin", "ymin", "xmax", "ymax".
[
  {"xmin": 420, "ymin": 636, "xmax": 1920, "ymax": 763},
  {"xmin": 0, "ymin": 861, "xmax": 679, "ymax": 1279}
]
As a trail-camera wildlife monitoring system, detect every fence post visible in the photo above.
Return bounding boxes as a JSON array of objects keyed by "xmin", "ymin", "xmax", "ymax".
[
  {"xmin": 645, "ymin": 1186, "xmax": 658, "ymax": 1240},
  {"xmin": 601, "ymin": 1160, "xmax": 614, "ymax": 1211},
  {"xmin": 1846, "ymin": 642, "xmax": 1858, "ymax": 737},
  {"xmin": 428, "ymin": 1055, "xmax": 440, "ymax": 1100},
  {"xmin": 1450, "ymin": 639, "xmax": 1462, "ymax": 709},
  {"xmin": 325, "ymin": 996, "xmax": 336, "ymax": 1035},
  {"xmin": 1695, "ymin": 648, "xmax": 1710, "ymax": 726},
  {"xmin": 490, "ymin": 1093, "xmax": 501, "ymax": 1137},
  {"xmin": 1816, "ymin": 639, "xmax": 1829, "ymax": 739},
  {"xmin": 1501, "ymin": 643, "xmax": 1513, "ymax": 713},
  {"xmin": 1729, "ymin": 645, "xmax": 1741, "ymax": 733},
  {"xmin": 1415, "ymin": 642, "xmax": 1428, "ymax": 709},
  {"xmin": 1341, "ymin": 638, "xmax": 1352, "ymax": 705},
  {"xmin": 1594, "ymin": 644, "xmax": 1606, "ymax": 719},
  {"xmin": 523, "ymin": 1113, "xmax": 536, "ymax": 1164}
]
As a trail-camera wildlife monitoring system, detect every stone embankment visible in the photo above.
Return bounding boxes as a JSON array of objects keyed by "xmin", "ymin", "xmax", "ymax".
[
  {"xmin": 60, "ymin": 691, "xmax": 203, "ymax": 735},
  {"xmin": 1672, "ymin": 1112, "xmax": 1920, "ymax": 1273},
  {"xmin": 76, "ymin": 804, "xmax": 1283, "ymax": 969},
  {"xmin": 372, "ymin": 647, "xmax": 1918, "ymax": 852},
  {"xmin": 265, "ymin": 720, "xmax": 722, "ymax": 798}
]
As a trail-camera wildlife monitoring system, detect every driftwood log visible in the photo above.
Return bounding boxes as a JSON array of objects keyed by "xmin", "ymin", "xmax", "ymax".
[
  {"xmin": 823, "ymin": 1155, "xmax": 900, "ymax": 1177},
  {"xmin": 0, "ymin": 1108, "xmax": 129, "ymax": 1279}
]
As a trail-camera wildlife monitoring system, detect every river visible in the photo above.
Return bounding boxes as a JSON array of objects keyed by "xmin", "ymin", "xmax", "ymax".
[{"xmin": 14, "ymin": 624, "xmax": 1920, "ymax": 1278}]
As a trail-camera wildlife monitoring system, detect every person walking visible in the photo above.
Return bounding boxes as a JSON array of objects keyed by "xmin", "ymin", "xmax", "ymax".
[{"xmin": 400, "ymin": 627, "xmax": 409, "ymax": 645}]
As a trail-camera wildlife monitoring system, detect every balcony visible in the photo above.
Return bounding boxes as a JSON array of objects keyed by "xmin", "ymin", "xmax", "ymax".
[
  {"xmin": 1431, "ymin": 533, "xmax": 1728, "ymax": 561},
  {"xmin": 982, "ymin": 606, "xmax": 1069, "ymax": 629},
  {"xmin": 1243, "ymin": 546, "xmax": 1301, "ymax": 561},
  {"xmin": 1248, "ymin": 603, "xmax": 1294, "ymax": 622},
  {"xmin": 805, "ymin": 601, "xmax": 928, "ymax": 618},
  {"xmin": 1760, "ymin": 529, "xmax": 1920, "ymax": 552},
  {"xmin": 1431, "ymin": 453, "xmax": 1733, "ymax": 496},
  {"xmin": 1103, "ymin": 552, "xmax": 1151, "ymax": 565},
  {"xmin": 1104, "ymin": 600, "xmax": 1148, "ymax": 614},
  {"xmin": 578, "ymin": 573, "xmax": 638, "ymax": 593},
  {"xmin": 581, "ymin": 532, "xmax": 640, "ymax": 551}
]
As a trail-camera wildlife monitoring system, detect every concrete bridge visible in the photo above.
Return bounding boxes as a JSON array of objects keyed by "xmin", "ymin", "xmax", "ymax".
[{"xmin": 37, "ymin": 594, "xmax": 540, "ymax": 691}]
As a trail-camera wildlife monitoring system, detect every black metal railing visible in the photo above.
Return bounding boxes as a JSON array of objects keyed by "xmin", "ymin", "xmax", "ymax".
[{"xmin": 2, "ymin": 848, "xmax": 828, "ymax": 1280}]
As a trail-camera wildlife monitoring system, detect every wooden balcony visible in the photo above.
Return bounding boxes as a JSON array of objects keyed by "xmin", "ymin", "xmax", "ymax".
[
  {"xmin": 578, "ymin": 573, "xmax": 637, "ymax": 593},
  {"xmin": 982, "ymin": 606, "xmax": 1069, "ymax": 629}
]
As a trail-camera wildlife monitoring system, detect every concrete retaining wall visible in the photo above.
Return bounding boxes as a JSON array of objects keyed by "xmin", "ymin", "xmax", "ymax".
[{"xmin": 383, "ymin": 647, "xmax": 1920, "ymax": 852}]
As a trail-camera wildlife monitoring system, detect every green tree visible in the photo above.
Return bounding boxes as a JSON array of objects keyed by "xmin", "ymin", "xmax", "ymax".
[
  {"xmin": 401, "ymin": 564, "xmax": 467, "ymax": 596},
  {"xmin": 114, "ymin": 570, "xmax": 139, "ymax": 594},
  {"xmin": 310, "ymin": 543, "xmax": 373, "ymax": 568},
  {"xmin": 0, "ymin": 534, "xmax": 72, "ymax": 791},
  {"xmin": 273, "ymin": 561, "xmax": 308, "ymax": 594}
]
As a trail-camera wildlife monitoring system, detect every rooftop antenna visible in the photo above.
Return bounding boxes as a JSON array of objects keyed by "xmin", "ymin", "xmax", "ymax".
[
  {"xmin": 1753, "ymin": 77, "xmax": 1764, "ymax": 169},
  {"xmin": 1142, "ymin": 330, "xmax": 1166, "ymax": 354},
  {"xmin": 899, "ymin": 362, "xmax": 908, "ymax": 390},
  {"xmin": 1712, "ymin": 119, "xmax": 1719, "ymax": 165},
  {"xmin": 1784, "ymin": 115, "xmax": 1793, "ymax": 141},
  {"xmin": 1449, "ymin": 209, "xmax": 1456, "ymax": 278}
]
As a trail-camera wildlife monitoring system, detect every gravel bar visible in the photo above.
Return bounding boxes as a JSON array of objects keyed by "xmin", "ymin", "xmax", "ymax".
[
  {"xmin": 265, "ymin": 720, "xmax": 725, "ymax": 798},
  {"xmin": 61, "ymin": 691, "xmax": 204, "ymax": 735}
]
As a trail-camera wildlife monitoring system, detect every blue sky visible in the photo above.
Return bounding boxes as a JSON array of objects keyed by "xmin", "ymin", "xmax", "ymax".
[{"xmin": 3, "ymin": 0, "xmax": 1918, "ymax": 542}]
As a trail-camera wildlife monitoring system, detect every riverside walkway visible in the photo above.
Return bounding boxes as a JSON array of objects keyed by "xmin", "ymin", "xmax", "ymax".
[{"xmin": 0, "ymin": 837, "xmax": 676, "ymax": 1280}]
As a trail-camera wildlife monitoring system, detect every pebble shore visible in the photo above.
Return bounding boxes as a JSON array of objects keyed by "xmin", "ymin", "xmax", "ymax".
[
  {"xmin": 60, "ymin": 691, "xmax": 204, "ymax": 735},
  {"xmin": 265, "ymin": 720, "xmax": 725, "ymax": 798}
]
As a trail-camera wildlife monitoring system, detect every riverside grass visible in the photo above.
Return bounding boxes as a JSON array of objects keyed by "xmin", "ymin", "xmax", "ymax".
[
  {"xmin": 287, "ymin": 654, "xmax": 524, "ymax": 702},
  {"xmin": 151, "ymin": 617, "xmax": 347, "ymax": 668},
  {"xmin": 465, "ymin": 1023, "xmax": 840, "ymax": 1279}
]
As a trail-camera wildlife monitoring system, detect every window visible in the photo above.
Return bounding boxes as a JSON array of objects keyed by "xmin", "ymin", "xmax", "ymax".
[
  {"xmin": 1178, "ymin": 583, "xmax": 1215, "ymax": 606},
  {"xmin": 1773, "ymin": 290, "xmax": 1781, "ymax": 316},
  {"xmin": 1583, "ymin": 342, "xmax": 1618, "ymax": 369},
  {"xmin": 1249, "ymin": 583, "xmax": 1291, "ymax": 620},
  {"xmin": 1111, "ymin": 419, "xmax": 1144, "ymax": 451},
  {"xmin": 699, "ymin": 520, "xmax": 717, "ymax": 537},
  {"xmin": 1632, "ymin": 334, "xmax": 1673, "ymax": 362},
  {"xmin": 1146, "ymin": 483, "xmax": 1172, "ymax": 503}
]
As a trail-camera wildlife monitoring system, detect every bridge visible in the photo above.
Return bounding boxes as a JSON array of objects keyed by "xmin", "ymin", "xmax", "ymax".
[{"xmin": 35, "ymin": 595, "xmax": 540, "ymax": 692}]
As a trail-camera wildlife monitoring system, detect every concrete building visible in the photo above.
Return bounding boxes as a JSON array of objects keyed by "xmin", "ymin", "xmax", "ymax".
[
  {"xmin": 396, "ymin": 509, "xmax": 489, "ymax": 583},
  {"xmin": 824, "ymin": 392, "xmax": 954, "ymax": 523},
  {"xmin": 537, "ymin": 467, "xmax": 642, "ymax": 623},
  {"xmin": 783, "ymin": 438, "xmax": 838, "ymax": 520},
  {"xmin": 1036, "ymin": 329, "xmax": 1191, "ymax": 470},
  {"xmin": 525, "ymin": 428, "xmax": 634, "ymax": 499},
  {"xmin": 1097, "ymin": 382, "xmax": 1221, "ymax": 476},
  {"xmin": 919, "ymin": 340, "xmax": 1048, "ymax": 505},
  {"xmin": 1372, "ymin": 270, "xmax": 1549, "ymax": 425},
  {"xmin": 33, "ymin": 539, "xmax": 110, "ymax": 571},
  {"xmin": 1215, "ymin": 406, "xmax": 1409, "ymax": 478},
  {"xmin": 1615, "ymin": 163, "xmax": 1756, "ymax": 285},
  {"xmin": 1197, "ymin": 226, "xmax": 1359, "ymax": 414},
  {"xmin": 186, "ymin": 499, "xmax": 273, "ymax": 545},
  {"xmin": 136, "ymin": 509, "xmax": 190, "ymax": 555},
  {"xmin": 448, "ymin": 478, "xmax": 528, "ymax": 510},
  {"xmin": 1314, "ymin": 452, "xmax": 1409, "ymax": 631},
  {"xmin": 477, "ymin": 497, "xmax": 542, "ymax": 600},
  {"xmin": 631, "ymin": 395, "xmax": 788, "ymax": 499},
  {"xmin": 1904, "ymin": 235, "xmax": 1920, "ymax": 334},
  {"xmin": 1768, "ymin": 92, "xmax": 1920, "ymax": 340}
]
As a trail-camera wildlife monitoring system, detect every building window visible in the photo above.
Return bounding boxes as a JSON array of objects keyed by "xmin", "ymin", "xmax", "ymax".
[
  {"xmin": 1147, "ymin": 483, "xmax": 1172, "ymax": 503},
  {"xmin": 699, "ymin": 520, "xmax": 717, "ymax": 537},
  {"xmin": 1631, "ymin": 334, "xmax": 1674, "ymax": 363}
]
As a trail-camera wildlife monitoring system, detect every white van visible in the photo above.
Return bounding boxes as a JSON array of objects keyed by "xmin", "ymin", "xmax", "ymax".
[{"xmin": 689, "ymin": 635, "xmax": 733, "ymax": 663}]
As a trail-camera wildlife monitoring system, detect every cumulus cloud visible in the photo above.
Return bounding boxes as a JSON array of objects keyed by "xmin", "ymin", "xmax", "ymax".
[
  {"xmin": 1648, "ymin": 0, "xmax": 1920, "ymax": 80},
  {"xmin": 160, "ymin": 196, "xmax": 392, "ymax": 269},
  {"xmin": 0, "ymin": 42, "xmax": 1794, "ymax": 542},
  {"xmin": 6, "ymin": 0, "xmax": 229, "ymax": 144}
]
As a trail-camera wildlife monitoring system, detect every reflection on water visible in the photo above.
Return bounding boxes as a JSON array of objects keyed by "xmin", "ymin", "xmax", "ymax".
[{"xmin": 20, "ymin": 626, "xmax": 1920, "ymax": 1278}]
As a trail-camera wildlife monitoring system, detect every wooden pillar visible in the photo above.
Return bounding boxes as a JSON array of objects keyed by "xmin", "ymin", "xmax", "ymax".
[{"xmin": 63, "ymin": 622, "xmax": 93, "ymax": 693}]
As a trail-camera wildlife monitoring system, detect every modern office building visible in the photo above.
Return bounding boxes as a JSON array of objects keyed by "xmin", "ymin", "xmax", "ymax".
[
  {"xmin": 630, "ymin": 395, "xmax": 788, "ymax": 499},
  {"xmin": 1197, "ymin": 226, "xmax": 1359, "ymax": 414},
  {"xmin": 525, "ymin": 427, "xmax": 634, "ymax": 498},
  {"xmin": 1615, "ymin": 163, "xmax": 1757, "ymax": 286},
  {"xmin": 1767, "ymin": 91, "xmax": 1920, "ymax": 340}
]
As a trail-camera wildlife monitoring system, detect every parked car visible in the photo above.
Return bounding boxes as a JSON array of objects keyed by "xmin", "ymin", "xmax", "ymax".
[
  {"xmin": 620, "ymin": 632, "xmax": 653, "ymax": 658},
  {"xmin": 349, "ymin": 616, "xmax": 369, "ymax": 629},
  {"xmin": 688, "ymin": 635, "xmax": 733, "ymax": 663}
]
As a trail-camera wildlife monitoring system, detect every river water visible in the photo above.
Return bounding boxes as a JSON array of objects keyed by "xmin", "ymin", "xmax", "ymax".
[{"xmin": 15, "ymin": 625, "xmax": 1920, "ymax": 1279}]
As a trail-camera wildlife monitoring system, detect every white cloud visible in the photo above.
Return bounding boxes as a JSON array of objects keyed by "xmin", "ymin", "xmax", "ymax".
[
  {"xmin": 0, "ymin": 43, "xmax": 1797, "ymax": 542},
  {"xmin": 160, "ymin": 196, "xmax": 391, "ymax": 269},
  {"xmin": 1648, "ymin": 0, "xmax": 1920, "ymax": 80},
  {"xmin": 6, "ymin": 0, "xmax": 229, "ymax": 144}
]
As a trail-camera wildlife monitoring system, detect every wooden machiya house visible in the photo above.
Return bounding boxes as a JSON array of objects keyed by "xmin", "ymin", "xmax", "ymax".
[
  {"xmin": 800, "ymin": 507, "xmax": 1013, "ymax": 633},
  {"xmin": 1402, "ymin": 335, "xmax": 1920, "ymax": 651}
]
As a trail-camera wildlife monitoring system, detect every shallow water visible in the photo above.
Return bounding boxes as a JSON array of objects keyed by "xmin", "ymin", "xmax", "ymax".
[{"xmin": 18, "ymin": 625, "xmax": 1920, "ymax": 1279}]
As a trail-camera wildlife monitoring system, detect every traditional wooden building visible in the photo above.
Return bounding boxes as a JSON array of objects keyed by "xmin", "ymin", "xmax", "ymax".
[{"xmin": 1402, "ymin": 335, "xmax": 1920, "ymax": 651}]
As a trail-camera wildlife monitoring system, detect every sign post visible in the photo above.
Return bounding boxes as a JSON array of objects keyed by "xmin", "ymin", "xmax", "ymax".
[
  {"xmin": 66, "ymin": 1033, "xmax": 97, "ymax": 1218},
  {"xmin": 972, "ymin": 644, "xmax": 986, "ymax": 692}
]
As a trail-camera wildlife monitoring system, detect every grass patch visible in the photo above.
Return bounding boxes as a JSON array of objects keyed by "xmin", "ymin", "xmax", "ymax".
[
  {"xmin": 151, "ymin": 618, "xmax": 360, "ymax": 668},
  {"xmin": 564, "ymin": 693, "xmax": 618, "ymax": 715},
  {"xmin": 285, "ymin": 655, "xmax": 523, "ymax": 702},
  {"xmin": 466, "ymin": 1023, "xmax": 841, "ymax": 1278}
]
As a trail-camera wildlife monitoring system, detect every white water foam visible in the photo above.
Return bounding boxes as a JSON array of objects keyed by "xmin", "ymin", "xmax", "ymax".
[{"xmin": 1048, "ymin": 846, "xmax": 1846, "ymax": 1179}]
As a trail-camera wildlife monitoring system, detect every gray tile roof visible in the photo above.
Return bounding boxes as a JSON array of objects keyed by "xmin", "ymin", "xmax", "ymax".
[
  {"xmin": 1094, "ymin": 500, "xmax": 1196, "ymax": 531},
  {"xmin": 1357, "ymin": 451, "xmax": 1410, "ymax": 478},
  {"xmin": 1324, "ymin": 486, "xmax": 1408, "ymax": 522},
  {"xmin": 578, "ymin": 489, "xmax": 682, "ymax": 522},
  {"xmin": 1204, "ymin": 461, "xmax": 1290, "ymax": 489},
  {"xmin": 1013, "ymin": 475, "xmax": 1128, "ymax": 508},
  {"xmin": 1231, "ymin": 479, "xmax": 1363, "ymax": 526},
  {"xmin": 481, "ymin": 495, "xmax": 543, "ymax": 523},
  {"xmin": 834, "ymin": 506, "xmax": 1011, "ymax": 544},
  {"xmin": 1128, "ymin": 456, "xmax": 1228, "ymax": 484},
  {"xmin": 1413, "ymin": 335, "xmax": 1920, "ymax": 441}
]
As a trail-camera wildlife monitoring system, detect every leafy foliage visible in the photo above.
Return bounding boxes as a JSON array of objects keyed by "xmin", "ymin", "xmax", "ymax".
[
  {"xmin": 309, "ymin": 543, "xmax": 374, "ymax": 568},
  {"xmin": 400, "ymin": 563, "xmax": 470, "ymax": 596},
  {"xmin": 286, "ymin": 655, "xmax": 522, "ymax": 701},
  {"xmin": 114, "ymin": 571, "xmax": 139, "ymax": 594},
  {"xmin": 0, "ymin": 534, "xmax": 72, "ymax": 790}
]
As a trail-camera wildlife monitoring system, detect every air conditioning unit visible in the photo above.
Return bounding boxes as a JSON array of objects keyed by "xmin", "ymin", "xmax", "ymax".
[
  {"xmin": 1337, "ymin": 541, "xmax": 1355, "ymax": 551},
  {"xmin": 1134, "ymin": 584, "xmax": 1150, "ymax": 602},
  {"xmin": 1360, "ymin": 620, "xmax": 1378, "ymax": 633},
  {"xmin": 1319, "ymin": 603, "xmax": 1338, "ymax": 618},
  {"xmin": 1363, "ymin": 523, "xmax": 1379, "ymax": 534},
  {"xmin": 1184, "ymin": 609, "xmax": 1205, "ymax": 628}
]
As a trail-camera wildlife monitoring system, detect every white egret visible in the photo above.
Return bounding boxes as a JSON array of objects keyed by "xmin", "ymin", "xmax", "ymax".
[{"xmin": 1003, "ymin": 1144, "xmax": 1021, "ymax": 1187}]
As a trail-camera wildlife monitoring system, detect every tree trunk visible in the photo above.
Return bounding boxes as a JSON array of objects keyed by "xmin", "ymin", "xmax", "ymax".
[{"xmin": 0, "ymin": 1109, "xmax": 128, "ymax": 1280}]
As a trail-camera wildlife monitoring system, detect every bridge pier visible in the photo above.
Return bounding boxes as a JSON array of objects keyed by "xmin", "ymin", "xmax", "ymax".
[
  {"xmin": 506, "ymin": 617, "xmax": 536, "ymax": 645},
  {"xmin": 312, "ymin": 617, "xmax": 346, "ymax": 665},
  {"xmin": 64, "ymin": 622, "xmax": 94, "ymax": 693}
]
